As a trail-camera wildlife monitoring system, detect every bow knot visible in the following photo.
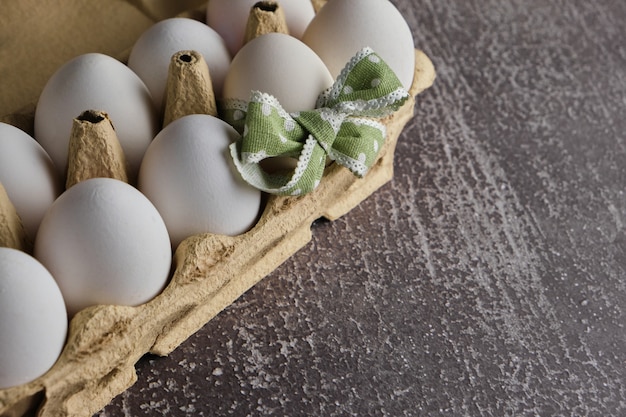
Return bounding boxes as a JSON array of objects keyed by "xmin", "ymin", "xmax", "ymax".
[{"xmin": 225, "ymin": 47, "xmax": 410, "ymax": 196}]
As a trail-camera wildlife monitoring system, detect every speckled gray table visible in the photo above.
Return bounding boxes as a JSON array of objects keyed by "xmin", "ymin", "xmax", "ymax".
[{"xmin": 96, "ymin": 1, "xmax": 626, "ymax": 416}]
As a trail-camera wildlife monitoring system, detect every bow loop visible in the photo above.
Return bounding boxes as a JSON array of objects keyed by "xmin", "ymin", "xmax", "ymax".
[
  {"xmin": 318, "ymin": 47, "xmax": 410, "ymax": 117},
  {"xmin": 225, "ymin": 48, "xmax": 409, "ymax": 196},
  {"xmin": 238, "ymin": 92, "xmax": 305, "ymax": 164}
]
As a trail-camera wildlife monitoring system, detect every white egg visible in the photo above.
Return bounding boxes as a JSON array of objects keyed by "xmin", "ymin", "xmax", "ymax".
[
  {"xmin": 139, "ymin": 114, "xmax": 261, "ymax": 248},
  {"xmin": 302, "ymin": 0, "xmax": 416, "ymax": 90},
  {"xmin": 34, "ymin": 178, "xmax": 171, "ymax": 316},
  {"xmin": 223, "ymin": 33, "xmax": 334, "ymax": 112},
  {"xmin": 127, "ymin": 17, "xmax": 231, "ymax": 110},
  {"xmin": 206, "ymin": 0, "xmax": 315, "ymax": 56},
  {"xmin": 34, "ymin": 53, "xmax": 159, "ymax": 181},
  {"xmin": 0, "ymin": 123, "xmax": 60, "ymax": 240},
  {"xmin": 0, "ymin": 247, "xmax": 67, "ymax": 389}
]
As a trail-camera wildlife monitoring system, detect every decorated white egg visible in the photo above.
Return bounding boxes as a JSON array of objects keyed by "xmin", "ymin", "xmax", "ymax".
[
  {"xmin": 0, "ymin": 247, "xmax": 68, "ymax": 389},
  {"xmin": 138, "ymin": 114, "xmax": 261, "ymax": 248},
  {"xmin": 302, "ymin": 0, "xmax": 416, "ymax": 90},
  {"xmin": 127, "ymin": 17, "xmax": 231, "ymax": 110},
  {"xmin": 223, "ymin": 32, "xmax": 333, "ymax": 112},
  {"xmin": 0, "ymin": 122, "xmax": 60, "ymax": 240},
  {"xmin": 34, "ymin": 178, "xmax": 172, "ymax": 316},
  {"xmin": 206, "ymin": 0, "xmax": 315, "ymax": 56},
  {"xmin": 34, "ymin": 53, "xmax": 159, "ymax": 181}
]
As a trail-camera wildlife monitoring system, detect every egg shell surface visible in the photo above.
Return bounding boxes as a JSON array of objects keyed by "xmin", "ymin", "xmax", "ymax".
[
  {"xmin": 139, "ymin": 114, "xmax": 261, "ymax": 248},
  {"xmin": 127, "ymin": 17, "xmax": 231, "ymax": 110},
  {"xmin": 206, "ymin": 0, "xmax": 315, "ymax": 56},
  {"xmin": 34, "ymin": 53, "xmax": 158, "ymax": 181},
  {"xmin": 0, "ymin": 247, "xmax": 68, "ymax": 389},
  {"xmin": 0, "ymin": 122, "xmax": 60, "ymax": 240},
  {"xmin": 223, "ymin": 33, "xmax": 334, "ymax": 113},
  {"xmin": 302, "ymin": 0, "xmax": 416, "ymax": 90},
  {"xmin": 34, "ymin": 178, "xmax": 172, "ymax": 316}
]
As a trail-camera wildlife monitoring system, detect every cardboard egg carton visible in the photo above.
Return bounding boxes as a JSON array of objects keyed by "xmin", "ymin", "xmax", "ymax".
[{"xmin": 0, "ymin": 5, "xmax": 435, "ymax": 417}]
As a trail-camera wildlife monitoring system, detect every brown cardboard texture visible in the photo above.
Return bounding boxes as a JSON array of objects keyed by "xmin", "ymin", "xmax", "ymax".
[
  {"xmin": 0, "ymin": 2, "xmax": 435, "ymax": 416},
  {"xmin": 0, "ymin": 0, "xmax": 206, "ymax": 121}
]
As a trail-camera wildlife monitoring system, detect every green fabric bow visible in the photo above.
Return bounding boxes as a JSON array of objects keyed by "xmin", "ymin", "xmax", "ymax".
[{"xmin": 224, "ymin": 47, "xmax": 410, "ymax": 196}]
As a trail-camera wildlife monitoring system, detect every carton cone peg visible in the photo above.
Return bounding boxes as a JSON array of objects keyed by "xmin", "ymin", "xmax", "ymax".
[
  {"xmin": 311, "ymin": 0, "xmax": 328, "ymax": 13},
  {"xmin": 244, "ymin": 1, "xmax": 289, "ymax": 44},
  {"xmin": 163, "ymin": 50, "xmax": 218, "ymax": 127},
  {"xmin": 66, "ymin": 110, "xmax": 129, "ymax": 189},
  {"xmin": 0, "ymin": 180, "xmax": 30, "ymax": 252}
]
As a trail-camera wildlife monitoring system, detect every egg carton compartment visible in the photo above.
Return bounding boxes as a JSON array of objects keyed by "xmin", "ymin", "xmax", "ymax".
[{"xmin": 0, "ymin": 5, "xmax": 435, "ymax": 417}]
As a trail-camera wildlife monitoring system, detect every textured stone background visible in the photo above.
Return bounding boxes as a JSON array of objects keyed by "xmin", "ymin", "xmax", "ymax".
[{"xmin": 97, "ymin": 0, "xmax": 626, "ymax": 415}]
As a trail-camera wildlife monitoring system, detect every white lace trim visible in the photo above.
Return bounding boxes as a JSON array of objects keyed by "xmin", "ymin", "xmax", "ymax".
[
  {"xmin": 333, "ymin": 87, "xmax": 409, "ymax": 116},
  {"xmin": 330, "ymin": 150, "xmax": 369, "ymax": 178},
  {"xmin": 282, "ymin": 135, "xmax": 317, "ymax": 193},
  {"xmin": 318, "ymin": 47, "xmax": 375, "ymax": 106},
  {"xmin": 316, "ymin": 108, "xmax": 345, "ymax": 134},
  {"xmin": 249, "ymin": 91, "xmax": 293, "ymax": 121},
  {"xmin": 345, "ymin": 117, "xmax": 387, "ymax": 136},
  {"xmin": 222, "ymin": 97, "xmax": 248, "ymax": 112},
  {"xmin": 230, "ymin": 135, "xmax": 318, "ymax": 195},
  {"xmin": 222, "ymin": 91, "xmax": 297, "ymax": 122},
  {"xmin": 241, "ymin": 150, "xmax": 268, "ymax": 164}
]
